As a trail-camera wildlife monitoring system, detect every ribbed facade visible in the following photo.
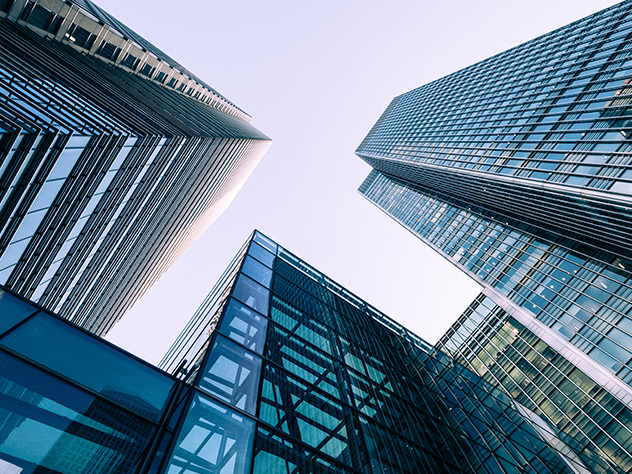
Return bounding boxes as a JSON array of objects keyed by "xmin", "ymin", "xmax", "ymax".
[
  {"xmin": 0, "ymin": 0, "xmax": 271, "ymax": 335},
  {"xmin": 356, "ymin": 2, "xmax": 632, "ymax": 472}
]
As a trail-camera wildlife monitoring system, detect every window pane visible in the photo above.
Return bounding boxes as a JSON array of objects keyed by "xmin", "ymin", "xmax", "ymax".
[
  {"xmin": 0, "ymin": 350, "xmax": 156, "ymax": 472},
  {"xmin": 219, "ymin": 298, "xmax": 268, "ymax": 354},
  {"xmin": 247, "ymin": 242, "xmax": 275, "ymax": 268},
  {"xmin": 241, "ymin": 256, "xmax": 273, "ymax": 288},
  {"xmin": 47, "ymin": 147, "xmax": 83, "ymax": 180},
  {"xmin": 167, "ymin": 393, "xmax": 255, "ymax": 474},
  {"xmin": 0, "ymin": 290, "xmax": 39, "ymax": 335},
  {"xmin": 0, "ymin": 313, "xmax": 175, "ymax": 419},
  {"xmin": 231, "ymin": 275, "xmax": 269, "ymax": 314},
  {"xmin": 253, "ymin": 232, "xmax": 277, "ymax": 253},
  {"xmin": 199, "ymin": 335, "xmax": 262, "ymax": 415}
]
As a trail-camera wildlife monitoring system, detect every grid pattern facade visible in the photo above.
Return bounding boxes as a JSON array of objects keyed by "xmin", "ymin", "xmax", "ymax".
[
  {"xmin": 159, "ymin": 231, "xmax": 593, "ymax": 473},
  {"xmin": 357, "ymin": 1, "xmax": 632, "ymax": 392},
  {"xmin": 360, "ymin": 172, "xmax": 632, "ymax": 385},
  {"xmin": 0, "ymin": 1, "xmax": 270, "ymax": 335},
  {"xmin": 357, "ymin": 1, "xmax": 632, "ymax": 253},
  {"xmin": 0, "ymin": 232, "xmax": 607, "ymax": 472},
  {"xmin": 438, "ymin": 294, "xmax": 632, "ymax": 472}
]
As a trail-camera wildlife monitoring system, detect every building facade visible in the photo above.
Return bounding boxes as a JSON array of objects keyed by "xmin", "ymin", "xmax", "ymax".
[
  {"xmin": 438, "ymin": 291, "xmax": 632, "ymax": 472},
  {"xmin": 0, "ymin": 286, "xmax": 183, "ymax": 472},
  {"xmin": 0, "ymin": 0, "xmax": 270, "ymax": 335},
  {"xmin": 356, "ymin": 1, "xmax": 632, "ymax": 471},
  {"xmin": 159, "ymin": 231, "xmax": 596, "ymax": 473}
]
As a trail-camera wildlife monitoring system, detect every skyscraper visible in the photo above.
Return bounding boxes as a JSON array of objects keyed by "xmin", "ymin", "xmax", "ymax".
[
  {"xmin": 158, "ymin": 230, "xmax": 600, "ymax": 473},
  {"xmin": 0, "ymin": 0, "xmax": 270, "ymax": 335},
  {"xmin": 0, "ymin": 230, "xmax": 595, "ymax": 472},
  {"xmin": 357, "ymin": 1, "xmax": 632, "ymax": 471}
]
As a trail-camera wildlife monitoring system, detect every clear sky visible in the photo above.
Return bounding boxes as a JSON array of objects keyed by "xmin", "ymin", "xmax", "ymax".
[{"xmin": 104, "ymin": 0, "xmax": 621, "ymax": 365}]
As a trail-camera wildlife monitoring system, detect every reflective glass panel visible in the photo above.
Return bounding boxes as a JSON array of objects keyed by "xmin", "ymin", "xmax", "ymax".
[
  {"xmin": 0, "ymin": 290, "xmax": 39, "ymax": 335},
  {"xmin": 219, "ymin": 298, "xmax": 268, "ymax": 354},
  {"xmin": 247, "ymin": 242, "xmax": 275, "ymax": 268},
  {"xmin": 0, "ymin": 313, "xmax": 175, "ymax": 419},
  {"xmin": 231, "ymin": 275, "xmax": 269, "ymax": 314},
  {"xmin": 28, "ymin": 179, "xmax": 64, "ymax": 212},
  {"xmin": 0, "ymin": 350, "xmax": 156, "ymax": 473},
  {"xmin": 166, "ymin": 393, "xmax": 255, "ymax": 474},
  {"xmin": 253, "ymin": 232, "xmax": 277, "ymax": 253},
  {"xmin": 47, "ymin": 147, "xmax": 83, "ymax": 180},
  {"xmin": 241, "ymin": 256, "xmax": 272, "ymax": 288},
  {"xmin": 198, "ymin": 335, "xmax": 262, "ymax": 415}
]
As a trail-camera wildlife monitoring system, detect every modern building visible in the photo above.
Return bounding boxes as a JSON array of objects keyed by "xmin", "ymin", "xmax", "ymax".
[
  {"xmin": 356, "ymin": 1, "xmax": 632, "ymax": 471},
  {"xmin": 158, "ymin": 230, "xmax": 598, "ymax": 473},
  {"xmin": 0, "ymin": 0, "xmax": 270, "ymax": 335},
  {"xmin": 438, "ymin": 291, "xmax": 632, "ymax": 472},
  {"xmin": 0, "ymin": 231, "xmax": 603, "ymax": 473}
]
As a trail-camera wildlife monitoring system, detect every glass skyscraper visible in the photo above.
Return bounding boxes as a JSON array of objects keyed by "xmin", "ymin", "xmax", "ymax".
[
  {"xmin": 158, "ymin": 231, "xmax": 598, "ymax": 473},
  {"xmin": 357, "ymin": 1, "xmax": 632, "ymax": 471},
  {"xmin": 0, "ymin": 0, "xmax": 270, "ymax": 335}
]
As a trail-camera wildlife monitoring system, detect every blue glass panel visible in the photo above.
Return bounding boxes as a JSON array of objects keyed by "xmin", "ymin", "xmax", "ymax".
[
  {"xmin": 247, "ymin": 242, "xmax": 275, "ymax": 268},
  {"xmin": 66, "ymin": 134, "xmax": 91, "ymax": 148},
  {"xmin": 0, "ymin": 239, "xmax": 30, "ymax": 271},
  {"xmin": 0, "ymin": 313, "xmax": 175, "ymax": 419},
  {"xmin": 47, "ymin": 147, "xmax": 83, "ymax": 180},
  {"xmin": 231, "ymin": 275, "xmax": 269, "ymax": 314},
  {"xmin": 0, "ymin": 350, "xmax": 156, "ymax": 472},
  {"xmin": 198, "ymin": 335, "xmax": 262, "ymax": 415},
  {"xmin": 0, "ymin": 290, "xmax": 38, "ymax": 335},
  {"xmin": 166, "ymin": 393, "xmax": 255, "ymax": 474},
  {"xmin": 219, "ymin": 298, "xmax": 268, "ymax": 354},
  {"xmin": 11, "ymin": 208, "xmax": 47, "ymax": 241},
  {"xmin": 253, "ymin": 232, "xmax": 277, "ymax": 254},
  {"xmin": 28, "ymin": 179, "xmax": 64, "ymax": 212},
  {"xmin": 0, "ymin": 265, "xmax": 15, "ymax": 284},
  {"xmin": 241, "ymin": 256, "xmax": 272, "ymax": 288}
]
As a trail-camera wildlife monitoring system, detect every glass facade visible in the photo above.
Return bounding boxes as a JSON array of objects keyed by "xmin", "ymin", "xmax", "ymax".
[
  {"xmin": 159, "ymin": 231, "xmax": 596, "ymax": 473},
  {"xmin": 2, "ymin": 230, "xmax": 621, "ymax": 472},
  {"xmin": 0, "ymin": 287, "xmax": 182, "ymax": 473},
  {"xmin": 357, "ymin": 0, "xmax": 632, "ymax": 412},
  {"xmin": 438, "ymin": 294, "xmax": 632, "ymax": 472},
  {"xmin": 0, "ymin": 0, "xmax": 271, "ymax": 336}
]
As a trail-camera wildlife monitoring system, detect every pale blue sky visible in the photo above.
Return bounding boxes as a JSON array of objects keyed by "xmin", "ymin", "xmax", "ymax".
[{"xmin": 105, "ymin": 0, "xmax": 620, "ymax": 364}]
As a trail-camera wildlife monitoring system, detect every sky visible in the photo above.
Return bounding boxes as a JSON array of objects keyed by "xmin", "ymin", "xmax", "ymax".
[{"xmin": 105, "ymin": 0, "xmax": 621, "ymax": 365}]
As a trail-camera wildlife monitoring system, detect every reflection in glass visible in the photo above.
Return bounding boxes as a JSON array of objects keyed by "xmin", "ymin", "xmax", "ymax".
[
  {"xmin": 166, "ymin": 394, "xmax": 255, "ymax": 474},
  {"xmin": 0, "ymin": 313, "xmax": 175, "ymax": 418},
  {"xmin": 219, "ymin": 299, "xmax": 268, "ymax": 354},
  {"xmin": 241, "ymin": 256, "xmax": 273, "ymax": 288},
  {"xmin": 247, "ymin": 242, "xmax": 275, "ymax": 268},
  {"xmin": 0, "ymin": 290, "xmax": 39, "ymax": 335},
  {"xmin": 199, "ymin": 336, "xmax": 262, "ymax": 415},
  {"xmin": 253, "ymin": 232, "xmax": 277, "ymax": 254},
  {"xmin": 0, "ymin": 351, "xmax": 155, "ymax": 473},
  {"xmin": 231, "ymin": 275, "xmax": 269, "ymax": 314}
]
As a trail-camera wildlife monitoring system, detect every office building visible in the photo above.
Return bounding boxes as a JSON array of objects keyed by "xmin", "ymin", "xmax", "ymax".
[
  {"xmin": 0, "ymin": 0, "xmax": 270, "ymax": 335},
  {"xmin": 357, "ymin": 1, "xmax": 632, "ymax": 471},
  {"xmin": 158, "ymin": 231, "xmax": 598, "ymax": 473},
  {"xmin": 0, "ymin": 283, "xmax": 189, "ymax": 472}
]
